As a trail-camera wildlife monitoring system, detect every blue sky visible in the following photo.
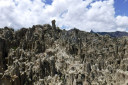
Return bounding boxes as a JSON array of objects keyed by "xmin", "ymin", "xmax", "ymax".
[
  {"xmin": 43, "ymin": 0, "xmax": 52, "ymax": 5},
  {"xmin": 114, "ymin": 0, "xmax": 128, "ymax": 16},
  {"xmin": 0, "ymin": 0, "xmax": 128, "ymax": 32}
]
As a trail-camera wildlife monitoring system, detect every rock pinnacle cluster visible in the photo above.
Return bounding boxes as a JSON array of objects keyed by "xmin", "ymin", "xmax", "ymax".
[{"xmin": 0, "ymin": 20, "xmax": 128, "ymax": 85}]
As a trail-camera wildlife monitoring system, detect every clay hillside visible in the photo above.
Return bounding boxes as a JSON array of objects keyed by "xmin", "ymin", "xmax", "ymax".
[{"xmin": 0, "ymin": 20, "xmax": 128, "ymax": 85}]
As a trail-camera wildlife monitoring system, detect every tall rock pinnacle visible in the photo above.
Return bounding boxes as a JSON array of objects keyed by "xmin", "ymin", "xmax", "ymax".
[{"xmin": 51, "ymin": 20, "xmax": 56, "ymax": 29}]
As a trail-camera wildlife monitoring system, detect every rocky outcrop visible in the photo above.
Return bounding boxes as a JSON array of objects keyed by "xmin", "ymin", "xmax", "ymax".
[{"xmin": 0, "ymin": 23, "xmax": 128, "ymax": 85}]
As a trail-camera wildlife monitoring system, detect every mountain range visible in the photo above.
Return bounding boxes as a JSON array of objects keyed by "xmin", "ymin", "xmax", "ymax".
[{"xmin": 90, "ymin": 30, "xmax": 128, "ymax": 37}]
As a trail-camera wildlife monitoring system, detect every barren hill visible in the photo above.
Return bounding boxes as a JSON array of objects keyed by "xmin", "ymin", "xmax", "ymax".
[{"xmin": 0, "ymin": 21, "xmax": 128, "ymax": 85}]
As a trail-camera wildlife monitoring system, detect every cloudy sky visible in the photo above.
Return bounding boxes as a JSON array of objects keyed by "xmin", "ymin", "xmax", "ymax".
[{"xmin": 0, "ymin": 0, "xmax": 128, "ymax": 32}]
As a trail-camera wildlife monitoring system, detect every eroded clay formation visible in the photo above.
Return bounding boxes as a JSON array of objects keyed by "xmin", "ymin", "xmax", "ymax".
[{"xmin": 0, "ymin": 20, "xmax": 128, "ymax": 85}]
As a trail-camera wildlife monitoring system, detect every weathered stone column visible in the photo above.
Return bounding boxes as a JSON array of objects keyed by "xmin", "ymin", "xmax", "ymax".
[{"xmin": 51, "ymin": 20, "xmax": 56, "ymax": 29}]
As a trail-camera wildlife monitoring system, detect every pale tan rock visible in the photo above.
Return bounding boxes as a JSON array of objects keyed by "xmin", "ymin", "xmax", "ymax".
[{"xmin": 0, "ymin": 22, "xmax": 128, "ymax": 85}]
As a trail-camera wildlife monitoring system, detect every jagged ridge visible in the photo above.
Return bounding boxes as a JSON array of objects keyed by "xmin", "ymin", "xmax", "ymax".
[{"xmin": 0, "ymin": 22, "xmax": 128, "ymax": 85}]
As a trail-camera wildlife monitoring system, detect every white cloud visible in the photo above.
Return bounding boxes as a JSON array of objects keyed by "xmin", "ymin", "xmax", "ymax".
[
  {"xmin": 0, "ymin": 0, "xmax": 128, "ymax": 32},
  {"xmin": 116, "ymin": 16, "xmax": 128, "ymax": 31}
]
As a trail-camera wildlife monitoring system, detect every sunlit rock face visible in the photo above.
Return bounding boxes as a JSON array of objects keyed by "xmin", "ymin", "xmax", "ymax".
[{"xmin": 0, "ymin": 23, "xmax": 128, "ymax": 85}]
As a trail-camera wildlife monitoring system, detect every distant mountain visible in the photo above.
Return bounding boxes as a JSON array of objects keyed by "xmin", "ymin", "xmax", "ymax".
[{"xmin": 90, "ymin": 30, "xmax": 128, "ymax": 37}]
